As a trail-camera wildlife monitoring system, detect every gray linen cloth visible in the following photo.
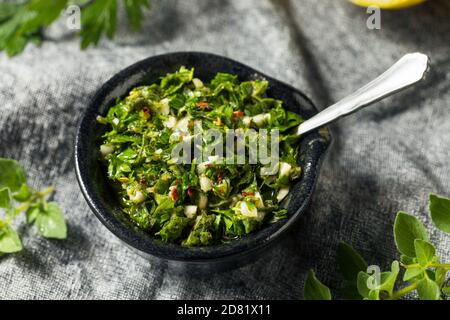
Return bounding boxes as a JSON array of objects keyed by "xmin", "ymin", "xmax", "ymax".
[{"xmin": 0, "ymin": 0, "xmax": 449, "ymax": 299}]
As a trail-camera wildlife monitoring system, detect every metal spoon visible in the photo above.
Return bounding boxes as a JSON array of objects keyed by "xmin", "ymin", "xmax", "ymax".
[{"xmin": 296, "ymin": 52, "xmax": 430, "ymax": 136}]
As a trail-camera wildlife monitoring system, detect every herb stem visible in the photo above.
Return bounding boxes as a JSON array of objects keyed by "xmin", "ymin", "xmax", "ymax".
[
  {"xmin": 14, "ymin": 202, "xmax": 31, "ymax": 216},
  {"xmin": 402, "ymin": 263, "xmax": 420, "ymax": 269},
  {"xmin": 430, "ymin": 263, "xmax": 450, "ymax": 270},
  {"xmin": 387, "ymin": 282, "xmax": 419, "ymax": 300},
  {"xmin": 36, "ymin": 186, "xmax": 55, "ymax": 198},
  {"xmin": 402, "ymin": 263, "xmax": 450, "ymax": 270},
  {"xmin": 13, "ymin": 186, "xmax": 55, "ymax": 218}
]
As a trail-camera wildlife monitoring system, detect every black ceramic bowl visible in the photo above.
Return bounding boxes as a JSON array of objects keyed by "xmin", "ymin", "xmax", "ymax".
[{"xmin": 75, "ymin": 52, "xmax": 330, "ymax": 272}]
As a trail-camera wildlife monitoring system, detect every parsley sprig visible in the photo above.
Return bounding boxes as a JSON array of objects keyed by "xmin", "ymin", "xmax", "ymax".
[
  {"xmin": 304, "ymin": 193, "xmax": 450, "ymax": 300},
  {"xmin": 0, "ymin": 0, "xmax": 151, "ymax": 57},
  {"xmin": 0, "ymin": 158, "xmax": 67, "ymax": 254}
]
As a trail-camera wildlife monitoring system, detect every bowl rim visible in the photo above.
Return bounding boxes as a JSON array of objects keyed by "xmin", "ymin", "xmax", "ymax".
[{"xmin": 74, "ymin": 51, "xmax": 330, "ymax": 263}]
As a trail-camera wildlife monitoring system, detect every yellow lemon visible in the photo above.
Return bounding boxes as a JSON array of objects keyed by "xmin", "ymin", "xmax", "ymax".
[{"xmin": 349, "ymin": 0, "xmax": 426, "ymax": 9}]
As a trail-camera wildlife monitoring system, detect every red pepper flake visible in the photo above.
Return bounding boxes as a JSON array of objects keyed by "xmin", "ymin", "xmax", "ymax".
[
  {"xmin": 172, "ymin": 189, "xmax": 179, "ymax": 201},
  {"xmin": 187, "ymin": 187, "xmax": 195, "ymax": 197},
  {"xmin": 196, "ymin": 101, "xmax": 210, "ymax": 110},
  {"xmin": 242, "ymin": 192, "xmax": 255, "ymax": 197},
  {"xmin": 216, "ymin": 174, "xmax": 223, "ymax": 184},
  {"xmin": 233, "ymin": 111, "xmax": 244, "ymax": 118},
  {"xmin": 142, "ymin": 107, "xmax": 151, "ymax": 119},
  {"xmin": 169, "ymin": 186, "xmax": 179, "ymax": 201}
]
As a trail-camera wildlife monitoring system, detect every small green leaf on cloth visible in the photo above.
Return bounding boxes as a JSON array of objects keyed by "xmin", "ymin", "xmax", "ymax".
[
  {"xmin": 124, "ymin": 0, "xmax": 151, "ymax": 31},
  {"xmin": 394, "ymin": 211, "xmax": 429, "ymax": 257},
  {"xmin": 80, "ymin": 0, "xmax": 118, "ymax": 49},
  {"xmin": 337, "ymin": 241, "xmax": 368, "ymax": 281},
  {"xmin": 304, "ymin": 270, "xmax": 332, "ymax": 300},
  {"xmin": 379, "ymin": 261, "xmax": 400, "ymax": 295},
  {"xmin": 0, "ymin": 223, "xmax": 23, "ymax": 253},
  {"xmin": 0, "ymin": 158, "xmax": 27, "ymax": 192},
  {"xmin": 414, "ymin": 239, "xmax": 436, "ymax": 267},
  {"xmin": 0, "ymin": 187, "xmax": 12, "ymax": 210},
  {"xmin": 357, "ymin": 272, "xmax": 370, "ymax": 298},
  {"xmin": 25, "ymin": 204, "xmax": 41, "ymax": 224},
  {"xmin": 417, "ymin": 277, "xmax": 441, "ymax": 300},
  {"xmin": 403, "ymin": 267, "xmax": 423, "ymax": 282},
  {"xmin": 34, "ymin": 202, "xmax": 67, "ymax": 239},
  {"xmin": 13, "ymin": 183, "xmax": 31, "ymax": 202},
  {"xmin": 429, "ymin": 193, "xmax": 450, "ymax": 234}
]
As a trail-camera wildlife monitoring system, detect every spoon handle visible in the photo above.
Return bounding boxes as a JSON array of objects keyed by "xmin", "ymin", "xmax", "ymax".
[{"xmin": 296, "ymin": 52, "xmax": 430, "ymax": 136}]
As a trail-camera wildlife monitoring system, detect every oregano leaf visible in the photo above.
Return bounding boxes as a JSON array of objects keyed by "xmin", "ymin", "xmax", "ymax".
[
  {"xmin": 379, "ymin": 261, "xmax": 400, "ymax": 295},
  {"xmin": 400, "ymin": 254, "xmax": 416, "ymax": 265},
  {"xmin": 429, "ymin": 193, "xmax": 450, "ymax": 234},
  {"xmin": 357, "ymin": 271, "xmax": 370, "ymax": 298},
  {"xmin": 435, "ymin": 268, "xmax": 448, "ymax": 287},
  {"xmin": 0, "ymin": 158, "xmax": 27, "ymax": 192},
  {"xmin": 0, "ymin": 187, "xmax": 12, "ymax": 210},
  {"xmin": 403, "ymin": 267, "xmax": 423, "ymax": 281},
  {"xmin": 394, "ymin": 212, "xmax": 429, "ymax": 257},
  {"xmin": 414, "ymin": 239, "xmax": 436, "ymax": 267},
  {"xmin": 304, "ymin": 270, "xmax": 332, "ymax": 300},
  {"xmin": 417, "ymin": 277, "xmax": 440, "ymax": 300},
  {"xmin": 34, "ymin": 202, "xmax": 67, "ymax": 239},
  {"xmin": 13, "ymin": 183, "xmax": 31, "ymax": 202},
  {"xmin": 0, "ymin": 223, "xmax": 22, "ymax": 253},
  {"xmin": 25, "ymin": 204, "xmax": 41, "ymax": 224},
  {"xmin": 337, "ymin": 241, "xmax": 368, "ymax": 282},
  {"xmin": 442, "ymin": 286, "xmax": 450, "ymax": 296}
]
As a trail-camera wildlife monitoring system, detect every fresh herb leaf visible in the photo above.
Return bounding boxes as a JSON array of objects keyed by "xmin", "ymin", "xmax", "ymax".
[
  {"xmin": 403, "ymin": 266, "xmax": 423, "ymax": 281},
  {"xmin": 0, "ymin": 158, "xmax": 67, "ymax": 255},
  {"xmin": 34, "ymin": 202, "xmax": 67, "ymax": 239},
  {"xmin": 429, "ymin": 193, "xmax": 450, "ymax": 234},
  {"xmin": 80, "ymin": 0, "xmax": 118, "ymax": 49},
  {"xmin": 394, "ymin": 211, "xmax": 429, "ymax": 257},
  {"xmin": 13, "ymin": 183, "xmax": 31, "ymax": 202},
  {"xmin": 379, "ymin": 261, "xmax": 400, "ymax": 296},
  {"xmin": 0, "ymin": 158, "xmax": 27, "ymax": 192},
  {"xmin": 25, "ymin": 204, "xmax": 41, "ymax": 224},
  {"xmin": 124, "ymin": 0, "xmax": 150, "ymax": 31},
  {"xmin": 435, "ymin": 268, "xmax": 448, "ymax": 287},
  {"xmin": 304, "ymin": 270, "xmax": 332, "ymax": 300},
  {"xmin": 0, "ymin": 0, "xmax": 68, "ymax": 57},
  {"xmin": 414, "ymin": 239, "xmax": 435, "ymax": 267},
  {"xmin": 356, "ymin": 271, "xmax": 370, "ymax": 298},
  {"xmin": 0, "ymin": 223, "xmax": 23, "ymax": 253},
  {"xmin": 400, "ymin": 254, "xmax": 416, "ymax": 265},
  {"xmin": 0, "ymin": 187, "xmax": 12, "ymax": 210},
  {"xmin": 21, "ymin": 0, "xmax": 68, "ymax": 33},
  {"xmin": 417, "ymin": 277, "xmax": 441, "ymax": 300},
  {"xmin": 442, "ymin": 286, "xmax": 450, "ymax": 296},
  {"xmin": 0, "ymin": 0, "xmax": 153, "ymax": 56},
  {"xmin": 337, "ymin": 241, "xmax": 368, "ymax": 282},
  {"xmin": 0, "ymin": 2, "xmax": 22, "ymax": 21}
]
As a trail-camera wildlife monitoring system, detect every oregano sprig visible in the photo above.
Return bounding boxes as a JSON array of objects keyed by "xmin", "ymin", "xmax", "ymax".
[
  {"xmin": 0, "ymin": 158, "xmax": 67, "ymax": 254},
  {"xmin": 304, "ymin": 193, "xmax": 450, "ymax": 300}
]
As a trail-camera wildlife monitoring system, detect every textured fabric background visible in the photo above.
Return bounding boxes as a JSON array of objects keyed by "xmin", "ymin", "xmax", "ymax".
[{"xmin": 0, "ymin": 0, "xmax": 449, "ymax": 299}]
